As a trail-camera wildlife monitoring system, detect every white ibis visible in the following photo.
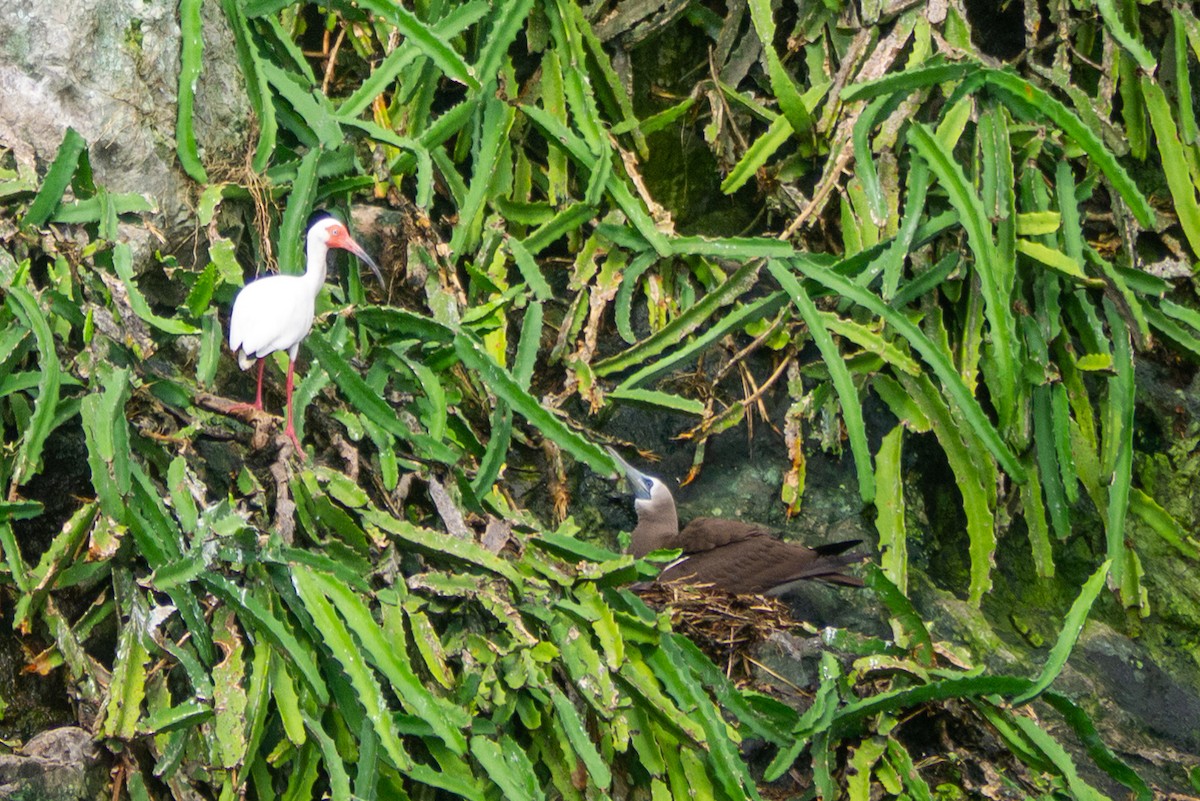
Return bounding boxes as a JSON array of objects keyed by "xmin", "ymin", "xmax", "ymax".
[
  {"xmin": 228, "ymin": 216, "xmax": 383, "ymax": 452},
  {"xmin": 609, "ymin": 449, "xmax": 864, "ymax": 594}
]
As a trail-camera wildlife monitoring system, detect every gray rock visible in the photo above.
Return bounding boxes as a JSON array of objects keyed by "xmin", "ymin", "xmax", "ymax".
[
  {"xmin": 0, "ymin": 727, "xmax": 106, "ymax": 801},
  {"xmin": 1069, "ymin": 622, "xmax": 1200, "ymax": 753},
  {"xmin": 0, "ymin": 0, "xmax": 251, "ymax": 246}
]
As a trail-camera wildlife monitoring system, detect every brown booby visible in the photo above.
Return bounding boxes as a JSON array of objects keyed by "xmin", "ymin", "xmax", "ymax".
[{"xmin": 610, "ymin": 449, "xmax": 864, "ymax": 595}]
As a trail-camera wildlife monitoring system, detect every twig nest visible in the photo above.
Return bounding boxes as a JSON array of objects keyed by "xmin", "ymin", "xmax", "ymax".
[{"xmin": 636, "ymin": 581, "xmax": 800, "ymax": 682}]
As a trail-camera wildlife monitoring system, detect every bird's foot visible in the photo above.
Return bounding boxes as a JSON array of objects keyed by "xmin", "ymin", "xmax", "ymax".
[
  {"xmin": 226, "ymin": 400, "xmax": 265, "ymax": 416},
  {"xmin": 283, "ymin": 427, "xmax": 307, "ymax": 461}
]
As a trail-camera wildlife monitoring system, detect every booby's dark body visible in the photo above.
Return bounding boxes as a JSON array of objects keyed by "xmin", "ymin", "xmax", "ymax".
[{"xmin": 612, "ymin": 450, "xmax": 863, "ymax": 595}]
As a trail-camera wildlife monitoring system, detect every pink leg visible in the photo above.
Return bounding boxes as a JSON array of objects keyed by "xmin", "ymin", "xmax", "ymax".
[
  {"xmin": 229, "ymin": 358, "xmax": 267, "ymax": 414},
  {"xmin": 283, "ymin": 357, "xmax": 304, "ymax": 455},
  {"xmin": 252, "ymin": 358, "xmax": 266, "ymax": 410}
]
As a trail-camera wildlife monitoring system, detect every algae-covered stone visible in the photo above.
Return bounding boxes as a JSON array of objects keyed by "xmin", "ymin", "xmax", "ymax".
[{"xmin": 0, "ymin": 727, "xmax": 107, "ymax": 801}]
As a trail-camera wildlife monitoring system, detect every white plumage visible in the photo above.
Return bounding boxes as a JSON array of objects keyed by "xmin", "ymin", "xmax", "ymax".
[
  {"xmin": 227, "ymin": 217, "xmax": 381, "ymax": 452},
  {"xmin": 229, "ymin": 273, "xmax": 318, "ymax": 368}
]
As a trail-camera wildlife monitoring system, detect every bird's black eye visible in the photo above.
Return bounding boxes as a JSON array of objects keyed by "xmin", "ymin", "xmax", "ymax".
[{"xmin": 642, "ymin": 478, "xmax": 654, "ymax": 493}]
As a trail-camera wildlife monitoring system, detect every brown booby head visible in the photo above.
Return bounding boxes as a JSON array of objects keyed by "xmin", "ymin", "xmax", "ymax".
[
  {"xmin": 608, "ymin": 448, "xmax": 680, "ymax": 557},
  {"xmin": 610, "ymin": 448, "xmax": 864, "ymax": 595}
]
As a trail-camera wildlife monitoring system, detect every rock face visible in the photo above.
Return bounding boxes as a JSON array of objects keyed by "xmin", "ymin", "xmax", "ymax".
[
  {"xmin": 1073, "ymin": 623, "xmax": 1200, "ymax": 753},
  {"xmin": 0, "ymin": 0, "xmax": 250, "ymax": 242},
  {"xmin": 0, "ymin": 727, "xmax": 107, "ymax": 801}
]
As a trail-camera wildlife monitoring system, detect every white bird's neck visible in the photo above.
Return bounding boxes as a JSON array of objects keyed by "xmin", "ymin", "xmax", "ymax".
[{"xmin": 302, "ymin": 238, "xmax": 330, "ymax": 294}]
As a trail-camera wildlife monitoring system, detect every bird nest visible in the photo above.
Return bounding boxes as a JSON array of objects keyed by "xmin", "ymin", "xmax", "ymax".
[{"xmin": 636, "ymin": 580, "xmax": 802, "ymax": 683}]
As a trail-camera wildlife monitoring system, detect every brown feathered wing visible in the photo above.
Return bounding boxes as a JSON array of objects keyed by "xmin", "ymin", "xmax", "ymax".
[{"xmin": 659, "ymin": 518, "xmax": 863, "ymax": 595}]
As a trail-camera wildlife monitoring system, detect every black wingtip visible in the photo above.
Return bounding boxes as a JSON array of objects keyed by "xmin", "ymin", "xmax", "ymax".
[
  {"xmin": 811, "ymin": 539, "xmax": 862, "ymax": 557},
  {"xmin": 809, "ymin": 539, "xmax": 866, "ymax": 588}
]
